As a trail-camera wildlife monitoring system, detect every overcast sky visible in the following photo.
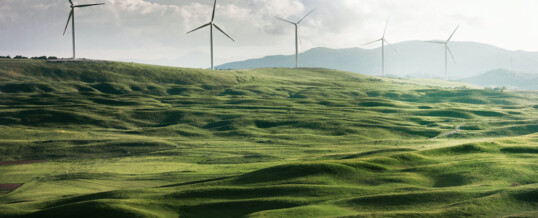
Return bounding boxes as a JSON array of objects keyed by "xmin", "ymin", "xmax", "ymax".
[{"xmin": 1, "ymin": 0, "xmax": 537, "ymax": 68}]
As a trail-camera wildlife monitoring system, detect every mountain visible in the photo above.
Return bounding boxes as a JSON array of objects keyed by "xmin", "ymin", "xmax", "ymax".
[
  {"xmin": 216, "ymin": 41, "xmax": 538, "ymax": 79},
  {"xmin": 460, "ymin": 69, "xmax": 538, "ymax": 90}
]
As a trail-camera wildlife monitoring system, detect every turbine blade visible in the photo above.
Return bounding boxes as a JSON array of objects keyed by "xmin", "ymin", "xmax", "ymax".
[
  {"xmin": 75, "ymin": 3, "xmax": 105, "ymax": 7},
  {"xmin": 383, "ymin": 17, "xmax": 389, "ymax": 37},
  {"xmin": 447, "ymin": 25, "xmax": 459, "ymax": 42},
  {"xmin": 213, "ymin": 24, "xmax": 235, "ymax": 41},
  {"xmin": 361, "ymin": 39, "xmax": 382, "ymax": 46},
  {"xmin": 69, "ymin": 0, "xmax": 73, "ymax": 6},
  {"xmin": 297, "ymin": 9, "xmax": 316, "ymax": 24},
  {"xmin": 211, "ymin": 0, "xmax": 217, "ymax": 22},
  {"xmin": 424, "ymin": 40, "xmax": 445, "ymax": 44},
  {"xmin": 186, "ymin": 23, "xmax": 211, "ymax": 34},
  {"xmin": 384, "ymin": 39, "xmax": 400, "ymax": 55},
  {"xmin": 63, "ymin": 10, "xmax": 73, "ymax": 36},
  {"xmin": 447, "ymin": 46, "xmax": 456, "ymax": 63},
  {"xmin": 274, "ymin": 16, "xmax": 295, "ymax": 25}
]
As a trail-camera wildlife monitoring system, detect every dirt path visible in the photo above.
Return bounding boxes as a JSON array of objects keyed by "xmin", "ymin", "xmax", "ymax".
[
  {"xmin": 0, "ymin": 184, "xmax": 23, "ymax": 194},
  {"xmin": 431, "ymin": 124, "xmax": 463, "ymax": 139},
  {"xmin": 0, "ymin": 160, "xmax": 46, "ymax": 166}
]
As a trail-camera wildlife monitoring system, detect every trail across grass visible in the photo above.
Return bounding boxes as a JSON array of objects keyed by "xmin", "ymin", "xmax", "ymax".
[
  {"xmin": 0, "ymin": 59, "xmax": 536, "ymax": 217},
  {"xmin": 431, "ymin": 124, "xmax": 464, "ymax": 139}
]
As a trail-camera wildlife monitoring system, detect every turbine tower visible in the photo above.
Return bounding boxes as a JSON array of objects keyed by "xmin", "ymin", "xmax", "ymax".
[
  {"xmin": 362, "ymin": 18, "xmax": 399, "ymax": 77},
  {"xmin": 425, "ymin": 25, "xmax": 459, "ymax": 80},
  {"xmin": 275, "ymin": 9, "xmax": 316, "ymax": 68},
  {"xmin": 187, "ymin": 0, "xmax": 234, "ymax": 70},
  {"xmin": 63, "ymin": 0, "xmax": 105, "ymax": 59}
]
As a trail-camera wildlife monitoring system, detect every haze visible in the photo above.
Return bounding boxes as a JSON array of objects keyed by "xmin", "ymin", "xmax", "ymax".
[{"xmin": 1, "ymin": 0, "xmax": 537, "ymax": 68}]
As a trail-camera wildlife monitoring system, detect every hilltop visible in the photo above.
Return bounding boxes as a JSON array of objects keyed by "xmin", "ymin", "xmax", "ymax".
[{"xmin": 0, "ymin": 59, "xmax": 536, "ymax": 217}]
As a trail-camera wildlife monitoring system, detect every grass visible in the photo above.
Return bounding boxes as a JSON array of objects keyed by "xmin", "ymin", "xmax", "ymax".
[{"xmin": 0, "ymin": 59, "xmax": 536, "ymax": 217}]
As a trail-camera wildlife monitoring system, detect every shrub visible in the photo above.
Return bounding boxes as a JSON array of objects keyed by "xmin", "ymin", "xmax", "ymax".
[
  {"xmin": 493, "ymin": 87, "xmax": 507, "ymax": 92},
  {"xmin": 14, "ymin": 55, "xmax": 28, "ymax": 59}
]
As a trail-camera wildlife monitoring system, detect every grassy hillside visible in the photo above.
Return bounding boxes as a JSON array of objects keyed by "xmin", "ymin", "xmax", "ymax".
[{"xmin": 0, "ymin": 59, "xmax": 536, "ymax": 217}]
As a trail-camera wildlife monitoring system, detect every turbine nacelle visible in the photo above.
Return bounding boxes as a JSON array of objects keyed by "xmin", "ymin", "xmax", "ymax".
[
  {"xmin": 424, "ymin": 25, "xmax": 460, "ymax": 80},
  {"xmin": 63, "ymin": 1, "xmax": 105, "ymax": 36},
  {"xmin": 275, "ymin": 9, "xmax": 316, "ymax": 26},
  {"xmin": 274, "ymin": 9, "xmax": 316, "ymax": 68},
  {"xmin": 186, "ymin": 0, "xmax": 235, "ymax": 70},
  {"xmin": 361, "ymin": 18, "xmax": 399, "ymax": 77},
  {"xmin": 63, "ymin": 0, "xmax": 105, "ymax": 59}
]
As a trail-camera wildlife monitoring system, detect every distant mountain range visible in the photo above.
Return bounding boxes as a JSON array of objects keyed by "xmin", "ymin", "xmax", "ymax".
[
  {"xmin": 459, "ymin": 69, "xmax": 538, "ymax": 90},
  {"xmin": 216, "ymin": 41, "xmax": 538, "ymax": 80}
]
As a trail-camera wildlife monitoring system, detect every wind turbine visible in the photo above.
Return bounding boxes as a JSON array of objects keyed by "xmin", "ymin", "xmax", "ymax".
[
  {"xmin": 274, "ymin": 9, "xmax": 316, "ymax": 68},
  {"xmin": 187, "ymin": 0, "xmax": 234, "ymax": 70},
  {"xmin": 425, "ymin": 25, "xmax": 459, "ymax": 80},
  {"xmin": 63, "ymin": 0, "xmax": 105, "ymax": 59},
  {"xmin": 362, "ymin": 18, "xmax": 399, "ymax": 77}
]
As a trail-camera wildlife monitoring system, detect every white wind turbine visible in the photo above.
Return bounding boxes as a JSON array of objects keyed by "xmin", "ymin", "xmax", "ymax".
[
  {"xmin": 187, "ymin": 0, "xmax": 234, "ymax": 70},
  {"xmin": 362, "ymin": 18, "xmax": 399, "ymax": 77},
  {"xmin": 425, "ymin": 25, "xmax": 459, "ymax": 80},
  {"xmin": 63, "ymin": 0, "xmax": 105, "ymax": 59},
  {"xmin": 274, "ymin": 9, "xmax": 316, "ymax": 68}
]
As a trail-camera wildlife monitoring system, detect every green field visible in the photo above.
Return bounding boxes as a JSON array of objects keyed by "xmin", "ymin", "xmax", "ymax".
[{"xmin": 0, "ymin": 59, "xmax": 536, "ymax": 217}]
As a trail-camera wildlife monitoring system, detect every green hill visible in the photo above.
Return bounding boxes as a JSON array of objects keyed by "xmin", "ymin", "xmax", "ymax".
[{"xmin": 0, "ymin": 59, "xmax": 536, "ymax": 217}]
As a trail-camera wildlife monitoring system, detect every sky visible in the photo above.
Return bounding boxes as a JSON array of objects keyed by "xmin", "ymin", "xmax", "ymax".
[{"xmin": 1, "ymin": 0, "xmax": 538, "ymax": 68}]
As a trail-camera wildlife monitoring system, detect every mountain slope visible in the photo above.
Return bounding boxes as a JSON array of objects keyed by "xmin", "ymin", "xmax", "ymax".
[
  {"xmin": 460, "ymin": 69, "xmax": 538, "ymax": 90},
  {"xmin": 217, "ymin": 41, "xmax": 538, "ymax": 79}
]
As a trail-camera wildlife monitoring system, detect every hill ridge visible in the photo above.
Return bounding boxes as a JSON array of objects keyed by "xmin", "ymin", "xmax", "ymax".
[
  {"xmin": 217, "ymin": 41, "xmax": 538, "ymax": 80},
  {"xmin": 0, "ymin": 59, "xmax": 536, "ymax": 217},
  {"xmin": 460, "ymin": 68, "xmax": 538, "ymax": 90}
]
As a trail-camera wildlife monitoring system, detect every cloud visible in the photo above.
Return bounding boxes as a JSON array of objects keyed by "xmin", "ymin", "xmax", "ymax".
[
  {"xmin": 254, "ymin": 0, "xmax": 305, "ymax": 18},
  {"xmin": 178, "ymin": 0, "xmax": 301, "ymax": 33},
  {"xmin": 1, "ymin": 0, "xmax": 538, "ymax": 67},
  {"xmin": 0, "ymin": 5, "xmax": 12, "ymax": 23},
  {"xmin": 179, "ymin": 2, "xmax": 212, "ymax": 29},
  {"xmin": 108, "ymin": 0, "xmax": 180, "ymax": 15}
]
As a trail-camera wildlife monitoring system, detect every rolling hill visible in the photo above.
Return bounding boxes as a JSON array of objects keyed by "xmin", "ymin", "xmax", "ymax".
[
  {"xmin": 216, "ymin": 41, "xmax": 538, "ymax": 80},
  {"xmin": 0, "ymin": 59, "xmax": 536, "ymax": 217},
  {"xmin": 460, "ymin": 69, "xmax": 538, "ymax": 90}
]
